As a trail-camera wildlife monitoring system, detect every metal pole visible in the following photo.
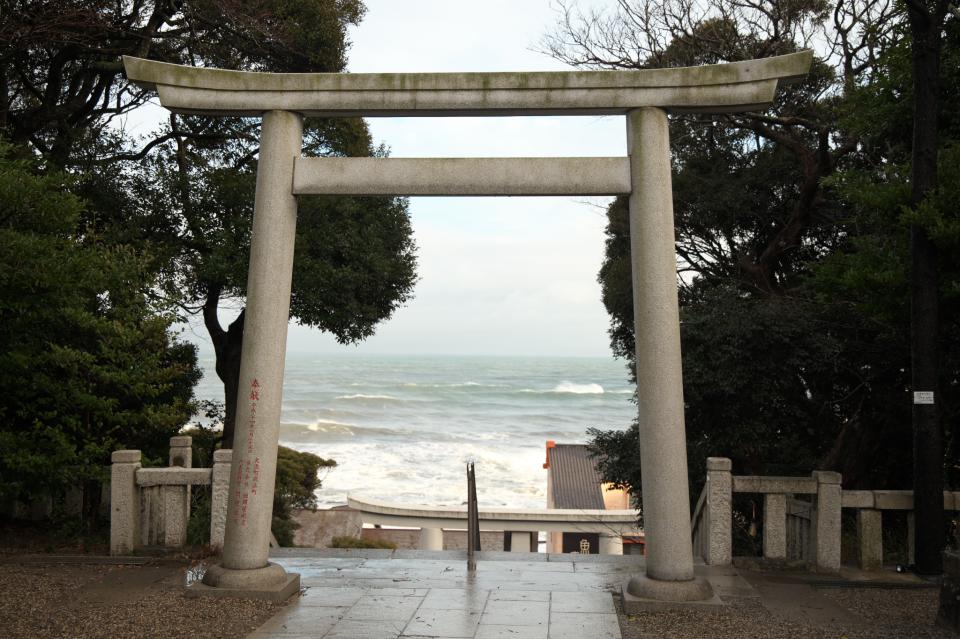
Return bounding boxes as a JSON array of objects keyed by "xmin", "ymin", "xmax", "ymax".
[{"xmin": 467, "ymin": 462, "xmax": 478, "ymax": 571}]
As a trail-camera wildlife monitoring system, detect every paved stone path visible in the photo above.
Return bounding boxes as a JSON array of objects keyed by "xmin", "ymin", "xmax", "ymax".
[
  {"xmin": 250, "ymin": 549, "xmax": 638, "ymax": 638},
  {"xmin": 252, "ymin": 549, "xmax": 908, "ymax": 638},
  {"xmin": 236, "ymin": 548, "xmax": 941, "ymax": 638}
]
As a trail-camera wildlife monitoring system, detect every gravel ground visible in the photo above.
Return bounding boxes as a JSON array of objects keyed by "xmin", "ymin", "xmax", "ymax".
[
  {"xmin": 0, "ymin": 560, "xmax": 282, "ymax": 639},
  {"xmin": 617, "ymin": 588, "xmax": 953, "ymax": 639}
]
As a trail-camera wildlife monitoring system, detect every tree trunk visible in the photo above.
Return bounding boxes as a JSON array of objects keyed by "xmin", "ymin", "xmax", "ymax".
[
  {"xmin": 216, "ymin": 311, "xmax": 245, "ymax": 450},
  {"xmin": 81, "ymin": 479, "xmax": 102, "ymax": 533},
  {"xmin": 202, "ymin": 285, "xmax": 246, "ymax": 450},
  {"xmin": 906, "ymin": 0, "xmax": 946, "ymax": 576}
]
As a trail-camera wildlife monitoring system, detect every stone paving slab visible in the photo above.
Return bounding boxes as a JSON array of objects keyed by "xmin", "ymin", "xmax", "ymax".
[
  {"xmin": 405, "ymin": 609, "xmax": 483, "ymax": 637},
  {"xmin": 549, "ymin": 612, "xmax": 621, "ymax": 639},
  {"xmin": 550, "ymin": 590, "xmax": 617, "ymax": 613},
  {"xmin": 479, "ymin": 599, "xmax": 549, "ymax": 626},
  {"xmin": 420, "ymin": 588, "xmax": 489, "ymax": 611},
  {"xmin": 475, "ymin": 627, "xmax": 548, "ymax": 639},
  {"xmin": 488, "ymin": 589, "xmax": 551, "ymax": 602}
]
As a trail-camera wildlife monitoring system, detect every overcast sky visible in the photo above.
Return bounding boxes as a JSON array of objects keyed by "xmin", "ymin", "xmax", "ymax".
[{"xmin": 190, "ymin": 0, "xmax": 627, "ymax": 358}]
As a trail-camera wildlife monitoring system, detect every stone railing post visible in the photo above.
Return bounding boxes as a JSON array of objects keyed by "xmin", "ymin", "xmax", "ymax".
[
  {"xmin": 162, "ymin": 436, "xmax": 192, "ymax": 547},
  {"xmin": 169, "ymin": 435, "xmax": 192, "ymax": 468},
  {"xmin": 599, "ymin": 534, "xmax": 624, "ymax": 556},
  {"xmin": 856, "ymin": 508, "xmax": 883, "ymax": 570},
  {"xmin": 110, "ymin": 450, "xmax": 141, "ymax": 555},
  {"xmin": 813, "ymin": 470, "xmax": 842, "ymax": 572},
  {"xmin": 705, "ymin": 457, "xmax": 732, "ymax": 565},
  {"xmin": 210, "ymin": 449, "xmax": 232, "ymax": 550},
  {"xmin": 507, "ymin": 531, "xmax": 534, "ymax": 553},
  {"xmin": 419, "ymin": 527, "xmax": 443, "ymax": 550},
  {"xmin": 763, "ymin": 493, "xmax": 787, "ymax": 561}
]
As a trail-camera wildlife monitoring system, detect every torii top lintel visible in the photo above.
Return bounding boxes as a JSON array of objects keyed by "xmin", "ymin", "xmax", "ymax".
[{"xmin": 122, "ymin": 51, "xmax": 812, "ymax": 118}]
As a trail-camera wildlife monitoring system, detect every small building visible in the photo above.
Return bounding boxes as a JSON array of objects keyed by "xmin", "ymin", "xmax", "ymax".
[{"xmin": 543, "ymin": 441, "xmax": 644, "ymax": 554}]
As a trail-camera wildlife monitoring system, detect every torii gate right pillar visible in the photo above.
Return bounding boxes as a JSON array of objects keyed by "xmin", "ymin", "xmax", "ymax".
[{"xmin": 624, "ymin": 107, "xmax": 714, "ymax": 605}]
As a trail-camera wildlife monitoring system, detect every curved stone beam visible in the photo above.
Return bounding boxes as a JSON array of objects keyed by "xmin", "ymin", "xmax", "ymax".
[
  {"xmin": 347, "ymin": 495, "xmax": 641, "ymax": 535},
  {"xmin": 122, "ymin": 51, "xmax": 812, "ymax": 117}
]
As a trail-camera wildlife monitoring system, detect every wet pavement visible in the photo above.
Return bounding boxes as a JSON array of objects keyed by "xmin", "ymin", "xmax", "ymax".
[
  {"xmin": 250, "ymin": 549, "xmax": 640, "ymax": 638},
  {"xmin": 242, "ymin": 549, "xmax": 937, "ymax": 638}
]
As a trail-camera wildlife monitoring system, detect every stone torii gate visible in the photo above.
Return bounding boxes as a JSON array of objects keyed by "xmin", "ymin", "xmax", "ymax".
[{"xmin": 123, "ymin": 51, "xmax": 811, "ymax": 603}]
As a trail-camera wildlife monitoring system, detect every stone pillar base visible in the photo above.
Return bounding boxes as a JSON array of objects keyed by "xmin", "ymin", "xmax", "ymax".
[
  {"xmin": 622, "ymin": 574, "xmax": 719, "ymax": 613},
  {"xmin": 188, "ymin": 562, "xmax": 300, "ymax": 602}
]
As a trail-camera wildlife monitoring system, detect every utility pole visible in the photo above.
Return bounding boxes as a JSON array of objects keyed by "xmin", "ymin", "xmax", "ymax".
[{"xmin": 904, "ymin": 0, "xmax": 950, "ymax": 576}]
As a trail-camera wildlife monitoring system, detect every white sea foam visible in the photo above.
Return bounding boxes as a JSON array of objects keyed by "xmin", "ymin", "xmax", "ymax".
[
  {"xmin": 304, "ymin": 440, "xmax": 551, "ymax": 509},
  {"xmin": 518, "ymin": 382, "xmax": 605, "ymax": 394},
  {"xmin": 553, "ymin": 381, "xmax": 605, "ymax": 394},
  {"xmin": 305, "ymin": 420, "xmax": 351, "ymax": 433},
  {"xmin": 334, "ymin": 393, "xmax": 398, "ymax": 401},
  {"xmin": 402, "ymin": 381, "xmax": 506, "ymax": 389}
]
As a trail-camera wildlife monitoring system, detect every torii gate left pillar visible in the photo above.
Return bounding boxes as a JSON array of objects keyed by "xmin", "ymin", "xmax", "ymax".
[
  {"xmin": 198, "ymin": 110, "xmax": 303, "ymax": 600},
  {"xmin": 124, "ymin": 51, "xmax": 811, "ymax": 603}
]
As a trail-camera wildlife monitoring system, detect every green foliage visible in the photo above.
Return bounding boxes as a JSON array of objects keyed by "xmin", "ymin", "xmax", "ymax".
[
  {"xmin": 274, "ymin": 446, "xmax": 336, "ymax": 511},
  {"xmin": 270, "ymin": 446, "xmax": 336, "ymax": 546},
  {"xmin": 181, "ymin": 401, "xmax": 228, "ymax": 468},
  {"xmin": 681, "ymin": 287, "xmax": 841, "ymax": 477},
  {"xmin": 0, "ymin": 145, "xmax": 198, "ymax": 502},
  {"xmin": 586, "ymin": 425, "xmax": 641, "ymax": 514},
  {"xmin": 136, "ymin": 150, "xmax": 419, "ymax": 344},
  {"xmin": 330, "ymin": 536, "xmax": 397, "ymax": 550},
  {"xmin": 1, "ymin": 0, "xmax": 418, "ymax": 451},
  {"xmin": 186, "ymin": 487, "xmax": 212, "ymax": 547},
  {"xmin": 271, "ymin": 515, "xmax": 299, "ymax": 548},
  {"xmin": 2, "ymin": 0, "xmax": 369, "ymax": 163},
  {"xmin": 586, "ymin": 4, "xmax": 960, "ymax": 504}
]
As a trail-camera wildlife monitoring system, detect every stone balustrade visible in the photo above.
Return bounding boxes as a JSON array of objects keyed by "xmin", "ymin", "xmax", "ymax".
[
  {"xmin": 692, "ymin": 457, "xmax": 960, "ymax": 572},
  {"xmin": 110, "ymin": 438, "xmax": 233, "ymax": 555},
  {"xmin": 347, "ymin": 495, "xmax": 637, "ymax": 555}
]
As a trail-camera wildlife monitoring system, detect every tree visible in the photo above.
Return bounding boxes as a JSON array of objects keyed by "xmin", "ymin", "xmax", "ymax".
[
  {"xmin": 0, "ymin": 143, "xmax": 198, "ymax": 522},
  {"xmin": 122, "ymin": 2, "xmax": 418, "ymax": 448},
  {"xmin": 1, "ymin": 1, "xmax": 419, "ymax": 448},
  {"xmin": 547, "ymin": 1, "xmax": 958, "ymax": 528},
  {"xmin": 822, "ymin": 3, "xmax": 960, "ymax": 572},
  {"xmin": 1, "ymin": 0, "xmax": 366, "ymax": 167},
  {"xmin": 128, "ymin": 74, "xmax": 417, "ymax": 446},
  {"xmin": 542, "ymin": 0, "xmax": 889, "ymax": 295},
  {"xmin": 547, "ymin": 0, "xmax": 880, "ymax": 473}
]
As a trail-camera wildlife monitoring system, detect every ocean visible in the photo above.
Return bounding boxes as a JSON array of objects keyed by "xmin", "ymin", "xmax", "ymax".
[{"xmin": 193, "ymin": 353, "xmax": 637, "ymax": 509}]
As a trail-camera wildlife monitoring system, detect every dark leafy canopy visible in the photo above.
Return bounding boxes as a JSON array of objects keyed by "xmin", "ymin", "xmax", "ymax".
[
  {"xmin": 272, "ymin": 446, "xmax": 336, "ymax": 546},
  {"xmin": 547, "ymin": 1, "xmax": 959, "ymax": 501},
  {"xmin": 139, "ymin": 116, "xmax": 417, "ymax": 447},
  {"xmin": 1, "ymin": 0, "xmax": 366, "ymax": 165},
  {"xmin": 0, "ymin": 0, "xmax": 414, "ymax": 534},
  {"xmin": 109, "ymin": 1, "xmax": 421, "ymax": 448},
  {"xmin": 0, "ymin": 145, "xmax": 198, "ymax": 504},
  {"xmin": 2, "ymin": 0, "xmax": 419, "ymax": 449}
]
